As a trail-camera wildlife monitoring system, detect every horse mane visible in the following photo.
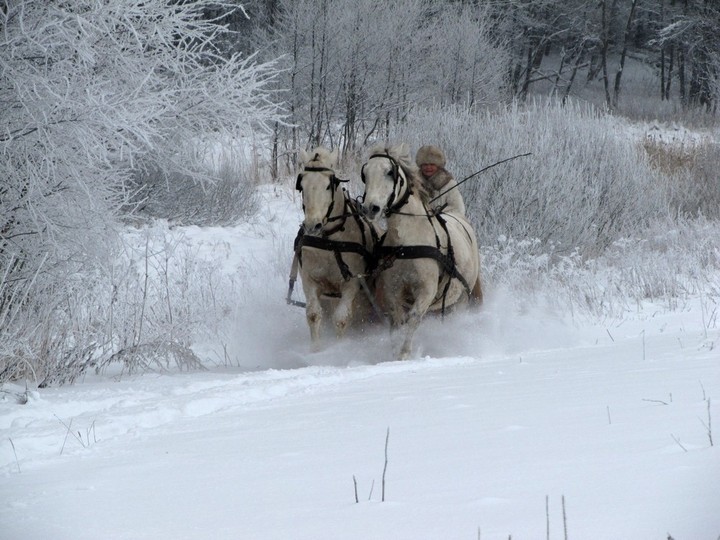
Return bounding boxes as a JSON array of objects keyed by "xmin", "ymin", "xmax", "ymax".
[
  {"xmin": 367, "ymin": 143, "xmax": 431, "ymax": 203},
  {"xmin": 301, "ymin": 146, "xmax": 336, "ymax": 169}
]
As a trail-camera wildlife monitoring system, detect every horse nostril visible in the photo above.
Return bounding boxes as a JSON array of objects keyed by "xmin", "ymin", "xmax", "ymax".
[
  {"xmin": 370, "ymin": 205, "xmax": 381, "ymax": 216},
  {"xmin": 304, "ymin": 221, "xmax": 322, "ymax": 234}
]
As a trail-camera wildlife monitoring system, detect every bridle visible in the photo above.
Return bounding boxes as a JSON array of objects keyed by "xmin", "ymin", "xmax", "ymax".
[
  {"xmin": 293, "ymin": 162, "xmax": 379, "ymax": 279},
  {"xmin": 295, "ymin": 165, "xmax": 350, "ymax": 232},
  {"xmin": 360, "ymin": 153, "xmax": 412, "ymax": 216}
]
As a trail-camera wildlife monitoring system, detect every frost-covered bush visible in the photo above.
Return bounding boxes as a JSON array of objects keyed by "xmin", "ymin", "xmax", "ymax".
[
  {"xmin": 0, "ymin": 223, "xmax": 243, "ymax": 386},
  {"xmin": 392, "ymin": 100, "xmax": 670, "ymax": 255},
  {"xmin": 129, "ymin": 144, "xmax": 261, "ymax": 226},
  {"xmin": 481, "ymin": 218, "xmax": 720, "ymax": 319},
  {"xmin": 95, "ymin": 225, "xmax": 242, "ymax": 377},
  {"xmin": 389, "ymin": 100, "xmax": 720, "ymax": 317},
  {"xmin": 642, "ymin": 138, "xmax": 720, "ymax": 220},
  {"xmin": 0, "ymin": 0, "xmax": 280, "ymax": 385}
]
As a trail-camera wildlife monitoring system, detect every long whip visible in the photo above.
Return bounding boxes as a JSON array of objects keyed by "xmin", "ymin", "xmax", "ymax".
[{"xmin": 429, "ymin": 152, "xmax": 532, "ymax": 204}]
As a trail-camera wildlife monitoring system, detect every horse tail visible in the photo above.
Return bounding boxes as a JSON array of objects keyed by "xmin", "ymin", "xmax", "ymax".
[{"xmin": 471, "ymin": 276, "xmax": 483, "ymax": 307}]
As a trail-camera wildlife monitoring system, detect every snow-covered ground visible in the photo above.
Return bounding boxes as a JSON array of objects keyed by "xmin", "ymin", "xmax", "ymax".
[{"xmin": 1, "ymin": 186, "xmax": 719, "ymax": 540}]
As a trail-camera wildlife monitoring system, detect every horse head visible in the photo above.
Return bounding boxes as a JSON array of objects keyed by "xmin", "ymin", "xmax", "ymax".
[
  {"xmin": 360, "ymin": 143, "xmax": 418, "ymax": 221},
  {"xmin": 296, "ymin": 146, "xmax": 345, "ymax": 236}
]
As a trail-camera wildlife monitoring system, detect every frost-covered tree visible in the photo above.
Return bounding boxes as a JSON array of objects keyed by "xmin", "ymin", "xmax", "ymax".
[
  {"xmin": 259, "ymin": 0, "xmax": 508, "ymax": 156},
  {"xmin": 0, "ymin": 0, "xmax": 282, "ymax": 384},
  {"xmin": 496, "ymin": 0, "xmax": 719, "ymax": 110},
  {"xmin": 651, "ymin": 0, "xmax": 720, "ymax": 110}
]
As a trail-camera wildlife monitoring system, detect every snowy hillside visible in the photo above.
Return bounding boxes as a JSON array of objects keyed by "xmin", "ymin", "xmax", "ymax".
[{"xmin": 1, "ymin": 184, "xmax": 719, "ymax": 540}]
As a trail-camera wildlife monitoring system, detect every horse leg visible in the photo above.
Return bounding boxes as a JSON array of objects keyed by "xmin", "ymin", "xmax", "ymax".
[
  {"xmin": 304, "ymin": 287, "xmax": 323, "ymax": 350},
  {"xmin": 399, "ymin": 311, "xmax": 425, "ymax": 360},
  {"xmin": 397, "ymin": 284, "xmax": 435, "ymax": 360},
  {"xmin": 333, "ymin": 280, "xmax": 360, "ymax": 338}
]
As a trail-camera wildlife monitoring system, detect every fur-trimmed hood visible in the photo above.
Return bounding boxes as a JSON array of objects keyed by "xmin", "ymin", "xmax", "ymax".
[{"xmin": 416, "ymin": 145, "xmax": 446, "ymax": 168}]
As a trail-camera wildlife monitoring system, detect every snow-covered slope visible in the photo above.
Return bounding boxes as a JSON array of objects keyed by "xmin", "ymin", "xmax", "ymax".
[{"xmin": 1, "ymin": 186, "xmax": 718, "ymax": 540}]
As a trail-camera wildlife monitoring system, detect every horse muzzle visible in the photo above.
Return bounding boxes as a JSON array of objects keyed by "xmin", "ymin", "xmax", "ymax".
[
  {"xmin": 361, "ymin": 203, "xmax": 382, "ymax": 221},
  {"xmin": 302, "ymin": 219, "xmax": 325, "ymax": 236}
]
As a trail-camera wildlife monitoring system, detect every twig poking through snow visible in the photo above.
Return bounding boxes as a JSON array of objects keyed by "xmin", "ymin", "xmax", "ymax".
[
  {"xmin": 670, "ymin": 434, "xmax": 688, "ymax": 453},
  {"xmin": 58, "ymin": 416, "xmax": 75, "ymax": 455},
  {"xmin": 642, "ymin": 398, "xmax": 670, "ymax": 405},
  {"xmin": 642, "ymin": 330, "xmax": 646, "ymax": 361},
  {"xmin": 9, "ymin": 438, "xmax": 20, "ymax": 473},
  {"xmin": 546, "ymin": 495, "xmax": 550, "ymax": 540},
  {"xmin": 55, "ymin": 415, "xmax": 89, "ymax": 454},
  {"xmin": 382, "ymin": 427, "xmax": 390, "ymax": 502},
  {"xmin": 700, "ymin": 398, "xmax": 713, "ymax": 447}
]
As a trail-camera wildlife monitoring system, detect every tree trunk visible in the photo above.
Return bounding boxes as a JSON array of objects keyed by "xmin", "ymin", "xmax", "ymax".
[
  {"xmin": 664, "ymin": 45, "xmax": 674, "ymax": 101},
  {"xmin": 612, "ymin": 0, "xmax": 639, "ymax": 108},
  {"xmin": 678, "ymin": 45, "xmax": 686, "ymax": 106},
  {"xmin": 600, "ymin": 0, "xmax": 612, "ymax": 109}
]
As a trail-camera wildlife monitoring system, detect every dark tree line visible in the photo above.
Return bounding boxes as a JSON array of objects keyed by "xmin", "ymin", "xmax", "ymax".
[
  {"xmin": 231, "ymin": 0, "xmax": 718, "ymax": 127},
  {"xmin": 498, "ymin": 0, "xmax": 719, "ymax": 111}
]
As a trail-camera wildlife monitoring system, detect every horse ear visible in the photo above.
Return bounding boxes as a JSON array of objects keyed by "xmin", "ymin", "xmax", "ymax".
[
  {"xmin": 295, "ymin": 174, "xmax": 303, "ymax": 192},
  {"xmin": 329, "ymin": 148, "xmax": 339, "ymax": 166},
  {"xmin": 395, "ymin": 142, "xmax": 409, "ymax": 157},
  {"xmin": 360, "ymin": 164, "xmax": 366, "ymax": 184},
  {"xmin": 298, "ymin": 148, "xmax": 310, "ymax": 166}
]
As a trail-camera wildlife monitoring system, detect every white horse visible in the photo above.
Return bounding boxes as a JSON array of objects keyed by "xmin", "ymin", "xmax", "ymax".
[
  {"xmin": 291, "ymin": 146, "xmax": 380, "ymax": 347},
  {"xmin": 360, "ymin": 143, "xmax": 483, "ymax": 359}
]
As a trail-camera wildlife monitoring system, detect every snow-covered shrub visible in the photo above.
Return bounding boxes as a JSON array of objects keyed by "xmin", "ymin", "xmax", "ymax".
[
  {"xmin": 95, "ymin": 225, "xmax": 242, "ymax": 377},
  {"xmin": 0, "ymin": 221, "xmax": 246, "ymax": 385},
  {"xmin": 129, "ymin": 143, "xmax": 261, "ymax": 226},
  {"xmin": 0, "ymin": 252, "xmax": 118, "ymax": 385},
  {"xmin": 0, "ymin": 0, "xmax": 281, "ymax": 385},
  {"xmin": 392, "ymin": 99, "xmax": 669, "ymax": 256},
  {"xmin": 481, "ymin": 218, "xmax": 720, "ymax": 319},
  {"xmin": 642, "ymin": 138, "xmax": 720, "ymax": 220}
]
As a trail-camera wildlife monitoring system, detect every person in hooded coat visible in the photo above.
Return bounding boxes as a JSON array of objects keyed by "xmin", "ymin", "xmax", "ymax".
[
  {"xmin": 416, "ymin": 144, "xmax": 483, "ymax": 304},
  {"xmin": 415, "ymin": 144, "xmax": 466, "ymax": 216}
]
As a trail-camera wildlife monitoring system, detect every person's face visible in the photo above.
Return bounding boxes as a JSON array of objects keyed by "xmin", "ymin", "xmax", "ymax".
[{"xmin": 420, "ymin": 163, "xmax": 438, "ymax": 177}]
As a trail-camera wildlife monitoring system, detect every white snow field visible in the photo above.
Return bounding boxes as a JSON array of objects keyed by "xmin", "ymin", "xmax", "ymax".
[{"xmin": 1, "ymin": 186, "xmax": 719, "ymax": 540}]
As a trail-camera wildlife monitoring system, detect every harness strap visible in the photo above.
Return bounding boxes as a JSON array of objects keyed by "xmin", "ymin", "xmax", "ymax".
[
  {"xmin": 373, "ymin": 244, "xmax": 473, "ymax": 313},
  {"xmin": 286, "ymin": 250, "xmax": 305, "ymax": 307},
  {"xmin": 433, "ymin": 212, "xmax": 455, "ymax": 314},
  {"xmin": 298, "ymin": 234, "xmax": 374, "ymax": 266},
  {"xmin": 291, "ymin": 222, "xmax": 376, "ymax": 298}
]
